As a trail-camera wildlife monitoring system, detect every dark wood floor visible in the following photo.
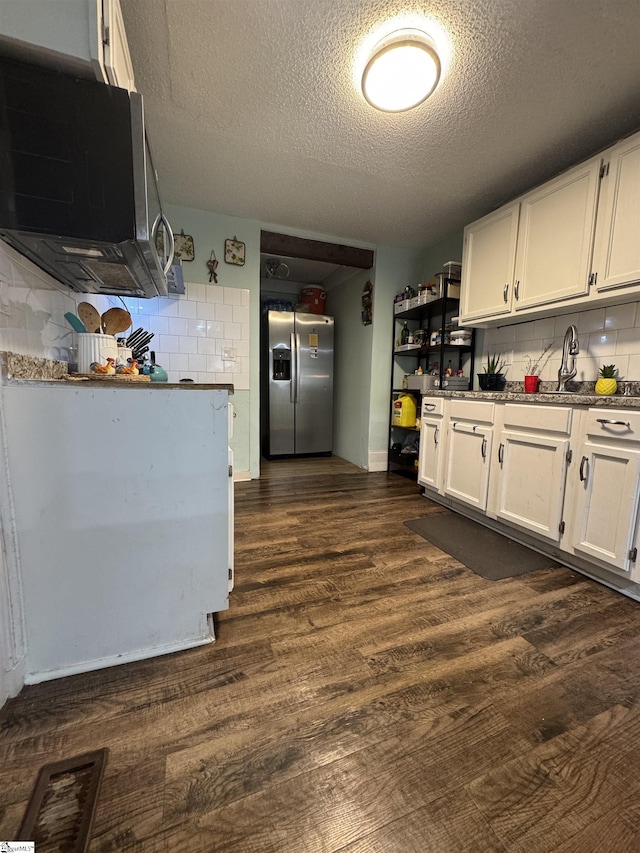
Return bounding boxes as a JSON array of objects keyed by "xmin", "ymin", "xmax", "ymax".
[{"xmin": 2, "ymin": 467, "xmax": 640, "ymax": 851}]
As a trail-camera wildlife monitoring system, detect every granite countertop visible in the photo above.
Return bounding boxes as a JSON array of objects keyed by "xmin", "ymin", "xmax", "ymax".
[
  {"xmin": 0, "ymin": 352, "xmax": 233, "ymax": 392},
  {"xmin": 429, "ymin": 380, "xmax": 640, "ymax": 409}
]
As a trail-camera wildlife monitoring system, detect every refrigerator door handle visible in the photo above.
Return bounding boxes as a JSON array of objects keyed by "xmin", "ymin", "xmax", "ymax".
[
  {"xmin": 294, "ymin": 333, "xmax": 301, "ymax": 403},
  {"xmin": 290, "ymin": 332, "xmax": 296, "ymax": 403}
]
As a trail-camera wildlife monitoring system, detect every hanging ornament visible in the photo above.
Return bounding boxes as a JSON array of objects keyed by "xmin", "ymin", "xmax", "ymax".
[{"xmin": 207, "ymin": 250, "xmax": 219, "ymax": 283}]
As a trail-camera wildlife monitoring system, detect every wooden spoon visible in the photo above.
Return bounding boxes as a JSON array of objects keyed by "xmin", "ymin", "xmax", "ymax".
[
  {"xmin": 101, "ymin": 307, "xmax": 132, "ymax": 337},
  {"xmin": 77, "ymin": 302, "xmax": 102, "ymax": 334}
]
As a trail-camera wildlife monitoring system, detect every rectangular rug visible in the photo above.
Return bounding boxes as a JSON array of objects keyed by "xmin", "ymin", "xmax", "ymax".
[{"xmin": 405, "ymin": 511, "xmax": 561, "ymax": 580}]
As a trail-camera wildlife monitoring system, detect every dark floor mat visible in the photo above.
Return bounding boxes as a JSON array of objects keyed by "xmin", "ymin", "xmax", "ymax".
[
  {"xmin": 405, "ymin": 511, "xmax": 561, "ymax": 580},
  {"xmin": 18, "ymin": 748, "xmax": 108, "ymax": 851}
]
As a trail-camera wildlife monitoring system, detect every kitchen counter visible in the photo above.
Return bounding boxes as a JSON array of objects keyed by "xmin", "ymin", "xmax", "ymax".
[
  {"xmin": 0, "ymin": 351, "xmax": 233, "ymax": 391},
  {"xmin": 428, "ymin": 381, "xmax": 640, "ymax": 409}
]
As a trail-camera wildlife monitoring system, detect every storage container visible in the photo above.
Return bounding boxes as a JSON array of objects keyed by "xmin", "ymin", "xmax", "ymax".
[
  {"xmin": 406, "ymin": 374, "xmax": 437, "ymax": 392},
  {"xmin": 299, "ymin": 286, "xmax": 326, "ymax": 314},
  {"xmin": 77, "ymin": 333, "xmax": 118, "ymax": 374},
  {"xmin": 392, "ymin": 393, "xmax": 417, "ymax": 427}
]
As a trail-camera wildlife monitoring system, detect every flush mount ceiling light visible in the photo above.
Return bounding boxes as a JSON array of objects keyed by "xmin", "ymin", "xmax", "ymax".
[{"xmin": 362, "ymin": 28, "xmax": 441, "ymax": 112}]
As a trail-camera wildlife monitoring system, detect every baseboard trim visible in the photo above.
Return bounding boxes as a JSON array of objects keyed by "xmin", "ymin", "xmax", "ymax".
[{"xmin": 368, "ymin": 451, "xmax": 388, "ymax": 472}]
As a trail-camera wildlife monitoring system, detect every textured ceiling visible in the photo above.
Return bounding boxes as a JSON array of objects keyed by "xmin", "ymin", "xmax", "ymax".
[{"xmin": 121, "ymin": 0, "xmax": 640, "ymax": 251}]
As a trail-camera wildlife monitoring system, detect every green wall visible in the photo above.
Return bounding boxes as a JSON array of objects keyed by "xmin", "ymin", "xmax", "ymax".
[
  {"xmin": 166, "ymin": 202, "xmax": 426, "ymax": 477},
  {"xmin": 326, "ymin": 270, "xmax": 373, "ymax": 468}
]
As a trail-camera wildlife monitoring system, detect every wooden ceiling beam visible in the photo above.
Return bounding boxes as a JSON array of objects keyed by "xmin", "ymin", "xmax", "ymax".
[{"xmin": 260, "ymin": 231, "xmax": 374, "ymax": 270}]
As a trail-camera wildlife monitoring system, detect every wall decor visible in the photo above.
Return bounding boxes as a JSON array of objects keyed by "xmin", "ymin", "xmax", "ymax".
[
  {"xmin": 173, "ymin": 229, "xmax": 195, "ymax": 262},
  {"xmin": 361, "ymin": 280, "xmax": 373, "ymax": 325},
  {"xmin": 207, "ymin": 250, "xmax": 219, "ymax": 283},
  {"xmin": 225, "ymin": 236, "xmax": 246, "ymax": 266}
]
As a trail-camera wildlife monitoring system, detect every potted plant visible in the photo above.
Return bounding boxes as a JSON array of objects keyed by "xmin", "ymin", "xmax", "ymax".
[
  {"xmin": 523, "ymin": 341, "xmax": 554, "ymax": 393},
  {"xmin": 478, "ymin": 353, "xmax": 508, "ymax": 391},
  {"xmin": 595, "ymin": 363, "xmax": 618, "ymax": 396}
]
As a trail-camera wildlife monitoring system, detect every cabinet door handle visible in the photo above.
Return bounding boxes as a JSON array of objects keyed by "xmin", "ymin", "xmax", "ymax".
[
  {"xmin": 498, "ymin": 442, "xmax": 504, "ymax": 464},
  {"xmin": 434, "ymin": 426, "xmax": 439, "ymax": 446},
  {"xmin": 481, "ymin": 437, "xmax": 487, "ymax": 459},
  {"xmin": 579, "ymin": 455, "xmax": 589, "ymax": 482},
  {"xmin": 503, "ymin": 283, "xmax": 509, "ymax": 303},
  {"xmin": 423, "ymin": 403, "xmax": 436, "ymax": 411},
  {"xmin": 514, "ymin": 280, "xmax": 521, "ymax": 300},
  {"xmin": 596, "ymin": 418, "xmax": 630, "ymax": 429}
]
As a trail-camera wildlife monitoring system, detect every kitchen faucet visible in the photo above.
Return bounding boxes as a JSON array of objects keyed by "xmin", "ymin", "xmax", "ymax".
[{"xmin": 557, "ymin": 324, "xmax": 579, "ymax": 391}]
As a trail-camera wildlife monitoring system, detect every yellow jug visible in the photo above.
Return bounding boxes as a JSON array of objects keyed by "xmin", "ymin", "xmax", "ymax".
[{"xmin": 392, "ymin": 393, "xmax": 417, "ymax": 427}]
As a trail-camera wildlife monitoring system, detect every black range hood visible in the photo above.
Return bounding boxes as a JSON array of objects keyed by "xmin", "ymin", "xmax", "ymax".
[{"xmin": 0, "ymin": 55, "xmax": 174, "ymax": 298}]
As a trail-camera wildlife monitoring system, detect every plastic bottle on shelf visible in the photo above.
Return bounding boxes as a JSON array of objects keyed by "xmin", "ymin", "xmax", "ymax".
[{"xmin": 445, "ymin": 360, "xmax": 452, "ymax": 376}]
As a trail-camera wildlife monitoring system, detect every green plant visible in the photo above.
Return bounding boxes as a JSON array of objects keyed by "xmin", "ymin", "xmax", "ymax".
[
  {"xmin": 598, "ymin": 364, "xmax": 618, "ymax": 378},
  {"xmin": 483, "ymin": 353, "xmax": 507, "ymax": 374},
  {"xmin": 524, "ymin": 341, "xmax": 555, "ymax": 376}
]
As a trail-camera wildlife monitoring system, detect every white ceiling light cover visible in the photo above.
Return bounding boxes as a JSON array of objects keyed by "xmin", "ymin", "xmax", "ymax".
[{"xmin": 362, "ymin": 29, "xmax": 441, "ymax": 112}]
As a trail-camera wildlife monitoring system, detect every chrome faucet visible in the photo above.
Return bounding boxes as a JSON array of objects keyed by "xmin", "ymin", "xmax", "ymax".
[{"xmin": 557, "ymin": 324, "xmax": 579, "ymax": 391}]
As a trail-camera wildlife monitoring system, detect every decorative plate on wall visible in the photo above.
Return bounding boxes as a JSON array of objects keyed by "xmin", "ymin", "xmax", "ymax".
[
  {"xmin": 173, "ymin": 230, "xmax": 195, "ymax": 262},
  {"xmin": 225, "ymin": 236, "xmax": 245, "ymax": 266}
]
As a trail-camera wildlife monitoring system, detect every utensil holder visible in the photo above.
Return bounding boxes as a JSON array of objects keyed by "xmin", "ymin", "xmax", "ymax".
[{"xmin": 77, "ymin": 333, "xmax": 117, "ymax": 374}]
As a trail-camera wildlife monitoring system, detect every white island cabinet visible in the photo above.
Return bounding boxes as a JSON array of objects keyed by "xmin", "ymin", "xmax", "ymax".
[
  {"xmin": 0, "ymin": 0, "xmax": 135, "ymax": 90},
  {"xmin": 2, "ymin": 382, "xmax": 233, "ymax": 683}
]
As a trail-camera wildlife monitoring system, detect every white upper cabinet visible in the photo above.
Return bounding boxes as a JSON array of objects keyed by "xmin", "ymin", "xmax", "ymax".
[
  {"xmin": 592, "ymin": 133, "xmax": 640, "ymax": 293},
  {"xmin": 459, "ymin": 130, "xmax": 640, "ymax": 326},
  {"xmin": 512, "ymin": 157, "xmax": 601, "ymax": 310},
  {"xmin": 460, "ymin": 203, "xmax": 520, "ymax": 322},
  {"xmin": 460, "ymin": 157, "xmax": 601, "ymax": 324},
  {"xmin": 0, "ymin": 0, "xmax": 135, "ymax": 90}
]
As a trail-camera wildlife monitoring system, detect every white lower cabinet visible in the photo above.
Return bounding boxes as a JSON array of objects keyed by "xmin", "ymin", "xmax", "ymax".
[
  {"xmin": 443, "ymin": 401, "xmax": 494, "ymax": 511},
  {"xmin": 567, "ymin": 410, "xmax": 640, "ymax": 578},
  {"xmin": 418, "ymin": 397, "xmax": 445, "ymax": 491},
  {"xmin": 492, "ymin": 404, "xmax": 573, "ymax": 542},
  {"xmin": 422, "ymin": 397, "xmax": 640, "ymax": 596},
  {"xmin": 494, "ymin": 432, "xmax": 570, "ymax": 540}
]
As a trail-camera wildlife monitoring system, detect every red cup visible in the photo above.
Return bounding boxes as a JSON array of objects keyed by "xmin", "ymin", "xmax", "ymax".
[{"xmin": 524, "ymin": 375, "xmax": 540, "ymax": 393}]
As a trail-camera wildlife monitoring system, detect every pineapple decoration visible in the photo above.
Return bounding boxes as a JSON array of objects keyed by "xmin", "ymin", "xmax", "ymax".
[{"xmin": 595, "ymin": 363, "xmax": 618, "ymax": 396}]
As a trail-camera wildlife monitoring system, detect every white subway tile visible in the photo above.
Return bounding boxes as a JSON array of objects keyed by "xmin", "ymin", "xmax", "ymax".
[
  {"xmin": 206, "ymin": 320, "xmax": 224, "ymax": 338},
  {"xmin": 197, "ymin": 372, "xmax": 214, "ymax": 383},
  {"xmin": 628, "ymin": 353, "xmax": 640, "ymax": 377},
  {"xmin": 241, "ymin": 322, "xmax": 250, "ymax": 340},
  {"xmin": 157, "ymin": 298, "xmax": 179, "ymax": 317},
  {"xmin": 170, "ymin": 353, "xmax": 189, "ymax": 371},
  {"xmin": 605, "ymin": 303, "xmax": 636, "ymax": 330},
  {"xmin": 223, "ymin": 287, "xmax": 242, "ymax": 306},
  {"xmin": 235, "ymin": 373, "xmax": 250, "ymax": 390},
  {"xmin": 224, "ymin": 321, "xmax": 242, "ymax": 340},
  {"xmin": 553, "ymin": 313, "xmax": 579, "ymax": 338},
  {"xmin": 612, "ymin": 355, "xmax": 630, "ymax": 378},
  {"xmin": 533, "ymin": 317, "xmax": 556, "ymax": 339},
  {"xmin": 232, "ymin": 305, "xmax": 249, "ymax": 324},
  {"xmin": 188, "ymin": 318, "xmax": 207, "ymax": 337},
  {"xmin": 207, "ymin": 354, "xmax": 224, "ymax": 372},
  {"xmin": 586, "ymin": 332, "xmax": 617, "ymax": 363},
  {"xmin": 235, "ymin": 340, "xmax": 250, "ymax": 358},
  {"xmin": 615, "ymin": 328, "xmax": 640, "ymax": 356},
  {"xmin": 216, "ymin": 372, "xmax": 233, "ymax": 383},
  {"xmin": 241, "ymin": 289, "xmax": 250, "ymax": 307},
  {"xmin": 166, "ymin": 370, "xmax": 180, "ymax": 383},
  {"xmin": 188, "ymin": 353, "xmax": 207, "ymax": 372},
  {"xmin": 578, "ymin": 308, "xmax": 606, "ymax": 334},
  {"xmin": 186, "ymin": 282, "xmax": 207, "ymax": 302},
  {"xmin": 148, "ymin": 315, "xmax": 169, "ymax": 335},
  {"xmin": 159, "ymin": 334, "xmax": 180, "ymax": 353},
  {"xmin": 179, "ymin": 336, "xmax": 198, "ymax": 354},
  {"xmin": 206, "ymin": 285, "xmax": 224, "ymax": 304},
  {"xmin": 178, "ymin": 299, "xmax": 197, "ymax": 319},
  {"xmin": 215, "ymin": 303, "xmax": 233, "ymax": 323},
  {"xmin": 168, "ymin": 317, "xmax": 189, "ymax": 336},
  {"xmin": 196, "ymin": 301, "xmax": 216, "ymax": 321},
  {"xmin": 198, "ymin": 337, "xmax": 216, "ymax": 355}
]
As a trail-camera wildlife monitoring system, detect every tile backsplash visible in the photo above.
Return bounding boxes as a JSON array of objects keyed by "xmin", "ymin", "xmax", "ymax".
[
  {"xmin": 482, "ymin": 301, "xmax": 640, "ymax": 383},
  {"xmin": 0, "ymin": 241, "xmax": 250, "ymax": 388}
]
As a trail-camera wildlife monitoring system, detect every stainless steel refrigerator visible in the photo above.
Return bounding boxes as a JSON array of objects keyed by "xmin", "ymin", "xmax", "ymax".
[{"xmin": 263, "ymin": 310, "xmax": 334, "ymax": 457}]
